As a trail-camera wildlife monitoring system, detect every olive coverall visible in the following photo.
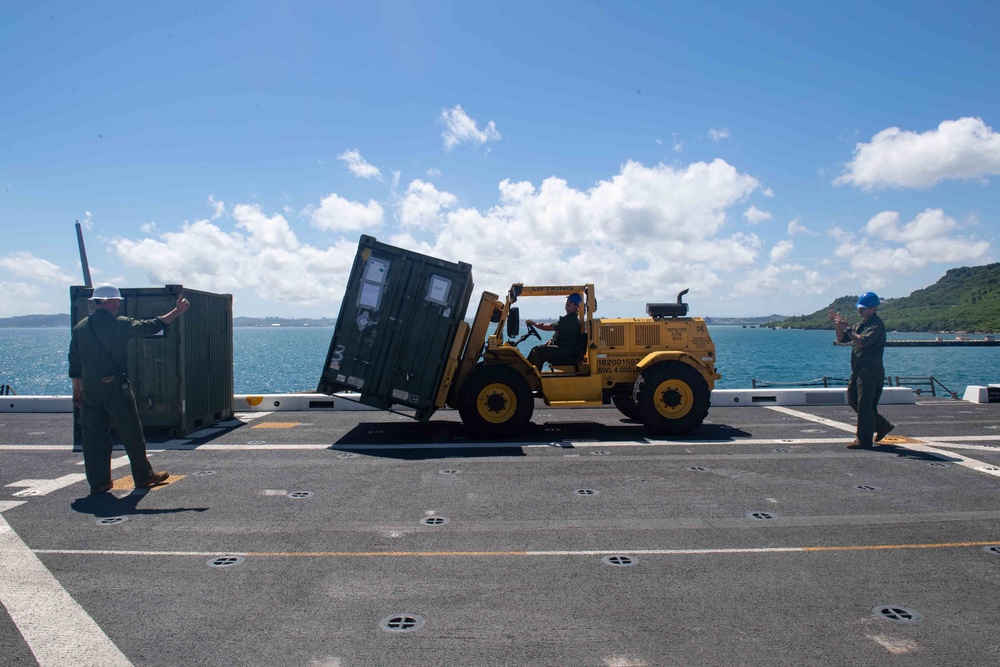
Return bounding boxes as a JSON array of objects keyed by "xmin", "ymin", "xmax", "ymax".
[
  {"xmin": 527, "ymin": 311, "xmax": 582, "ymax": 370},
  {"xmin": 68, "ymin": 308, "xmax": 165, "ymax": 491},
  {"xmin": 840, "ymin": 313, "xmax": 893, "ymax": 447}
]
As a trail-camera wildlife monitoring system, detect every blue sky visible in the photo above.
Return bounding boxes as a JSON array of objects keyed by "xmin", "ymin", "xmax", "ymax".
[{"xmin": 1, "ymin": 1, "xmax": 998, "ymax": 319}]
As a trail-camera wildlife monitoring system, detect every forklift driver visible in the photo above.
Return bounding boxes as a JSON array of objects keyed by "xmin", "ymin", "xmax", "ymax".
[{"xmin": 525, "ymin": 293, "xmax": 583, "ymax": 370}]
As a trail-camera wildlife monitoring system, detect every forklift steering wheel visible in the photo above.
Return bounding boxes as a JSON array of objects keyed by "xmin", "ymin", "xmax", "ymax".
[{"xmin": 526, "ymin": 321, "xmax": 541, "ymax": 340}]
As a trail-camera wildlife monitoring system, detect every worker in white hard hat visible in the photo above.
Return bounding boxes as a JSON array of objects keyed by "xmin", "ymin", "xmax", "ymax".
[{"xmin": 69, "ymin": 284, "xmax": 190, "ymax": 494}]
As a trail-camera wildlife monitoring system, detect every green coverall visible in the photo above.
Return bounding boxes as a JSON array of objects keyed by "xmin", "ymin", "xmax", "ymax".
[
  {"xmin": 840, "ymin": 312, "xmax": 893, "ymax": 447},
  {"xmin": 68, "ymin": 308, "xmax": 166, "ymax": 491}
]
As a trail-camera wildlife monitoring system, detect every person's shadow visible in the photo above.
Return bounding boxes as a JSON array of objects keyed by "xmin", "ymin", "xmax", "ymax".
[{"xmin": 71, "ymin": 489, "xmax": 208, "ymax": 518}]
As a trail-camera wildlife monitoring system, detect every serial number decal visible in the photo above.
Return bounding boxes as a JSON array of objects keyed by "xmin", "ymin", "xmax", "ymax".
[{"xmin": 597, "ymin": 356, "xmax": 642, "ymax": 374}]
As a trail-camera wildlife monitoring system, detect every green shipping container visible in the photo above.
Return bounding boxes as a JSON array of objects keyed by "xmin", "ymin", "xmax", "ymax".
[
  {"xmin": 71, "ymin": 284, "xmax": 234, "ymax": 443},
  {"xmin": 317, "ymin": 235, "xmax": 474, "ymax": 420}
]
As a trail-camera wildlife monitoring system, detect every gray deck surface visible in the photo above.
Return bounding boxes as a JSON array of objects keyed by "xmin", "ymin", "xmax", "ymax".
[{"xmin": 2, "ymin": 399, "xmax": 1000, "ymax": 666}]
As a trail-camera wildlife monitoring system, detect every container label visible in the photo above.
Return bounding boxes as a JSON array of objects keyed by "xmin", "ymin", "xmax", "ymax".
[
  {"xmin": 392, "ymin": 388, "xmax": 409, "ymax": 401},
  {"xmin": 425, "ymin": 275, "xmax": 452, "ymax": 306},
  {"xmin": 364, "ymin": 257, "xmax": 389, "ymax": 284},
  {"xmin": 347, "ymin": 376, "xmax": 364, "ymax": 388},
  {"xmin": 359, "ymin": 283, "xmax": 382, "ymax": 311}
]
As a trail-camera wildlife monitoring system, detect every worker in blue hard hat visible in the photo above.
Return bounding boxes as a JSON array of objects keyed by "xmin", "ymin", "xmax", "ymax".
[
  {"xmin": 525, "ymin": 293, "xmax": 584, "ymax": 370},
  {"xmin": 828, "ymin": 291, "xmax": 894, "ymax": 449}
]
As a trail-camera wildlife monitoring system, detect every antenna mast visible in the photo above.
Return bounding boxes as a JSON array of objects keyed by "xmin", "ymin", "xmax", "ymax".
[{"xmin": 75, "ymin": 220, "xmax": 93, "ymax": 287}]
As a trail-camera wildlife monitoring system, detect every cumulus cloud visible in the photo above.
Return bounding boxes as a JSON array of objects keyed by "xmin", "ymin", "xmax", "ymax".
[
  {"xmin": 744, "ymin": 205, "xmax": 772, "ymax": 225},
  {"xmin": 835, "ymin": 117, "xmax": 1000, "ymax": 189},
  {"xmin": 770, "ymin": 239, "xmax": 794, "ymax": 263},
  {"xmin": 832, "ymin": 208, "xmax": 990, "ymax": 275},
  {"xmin": 708, "ymin": 128, "xmax": 730, "ymax": 142},
  {"xmin": 111, "ymin": 211, "xmax": 359, "ymax": 305},
  {"xmin": 440, "ymin": 105, "xmax": 501, "ymax": 151},
  {"xmin": 338, "ymin": 149, "xmax": 383, "ymax": 180},
  {"xmin": 308, "ymin": 193, "xmax": 384, "ymax": 232},
  {"xmin": 398, "ymin": 180, "xmax": 458, "ymax": 230},
  {"xmin": 0, "ymin": 281, "xmax": 44, "ymax": 317},
  {"xmin": 386, "ymin": 158, "xmax": 761, "ymax": 303},
  {"xmin": 0, "ymin": 251, "xmax": 75, "ymax": 284},
  {"xmin": 730, "ymin": 263, "xmax": 825, "ymax": 299},
  {"xmin": 106, "ymin": 158, "xmax": 767, "ymax": 312}
]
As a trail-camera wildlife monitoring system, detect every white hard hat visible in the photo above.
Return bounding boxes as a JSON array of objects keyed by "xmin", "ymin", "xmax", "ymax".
[{"xmin": 90, "ymin": 284, "xmax": 122, "ymax": 300}]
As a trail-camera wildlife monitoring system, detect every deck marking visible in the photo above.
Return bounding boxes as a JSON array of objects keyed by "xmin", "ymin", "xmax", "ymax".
[
  {"xmin": 251, "ymin": 421, "xmax": 302, "ymax": 429},
  {"xmin": 30, "ymin": 541, "xmax": 1000, "ymax": 559},
  {"xmin": 7, "ymin": 456, "xmax": 133, "ymax": 496},
  {"xmin": 766, "ymin": 406, "xmax": 1000, "ymax": 478},
  {"xmin": 108, "ymin": 474, "xmax": 185, "ymax": 492},
  {"xmin": 0, "ymin": 502, "xmax": 133, "ymax": 666}
]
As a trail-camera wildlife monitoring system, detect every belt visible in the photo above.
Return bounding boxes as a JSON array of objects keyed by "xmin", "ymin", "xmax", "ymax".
[{"xmin": 100, "ymin": 375, "xmax": 117, "ymax": 383}]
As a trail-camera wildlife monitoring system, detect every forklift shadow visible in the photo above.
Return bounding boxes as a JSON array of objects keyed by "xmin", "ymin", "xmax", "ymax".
[{"xmin": 329, "ymin": 419, "xmax": 752, "ymax": 460}]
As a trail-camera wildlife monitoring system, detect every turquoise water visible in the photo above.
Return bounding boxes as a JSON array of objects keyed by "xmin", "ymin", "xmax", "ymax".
[{"xmin": 1, "ymin": 325, "xmax": 996, "ymax": 396}]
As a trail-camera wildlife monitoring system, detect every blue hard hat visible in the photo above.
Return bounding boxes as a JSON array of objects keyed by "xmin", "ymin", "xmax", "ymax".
[
  {"xmin": 567, "ymin": 293, "xmax": 583, "ymax": 305},
  {"xmin": 856, "ymin": 292, "xmax": 880, "ymax": 308}
]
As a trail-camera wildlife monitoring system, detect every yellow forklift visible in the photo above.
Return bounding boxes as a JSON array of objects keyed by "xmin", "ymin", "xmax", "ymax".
[{"xmin": 318, "ymin": 237, "xmax": 720, "ymax": 438}]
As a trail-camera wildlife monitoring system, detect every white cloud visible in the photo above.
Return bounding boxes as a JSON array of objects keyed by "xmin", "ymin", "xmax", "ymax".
[
  {"xmin": 386, "ymin": 158, "xmax": 761, "ymax": 303},
  {"xmin": 835, "ymin": 117, "xmax": 1000, "ymax": 189},
  {"xmin": 140, "ymin": 222, "xmax": 157, "ymax": 234},
  {"xmin": 0, "ymin": 251, "xmax": 75, "ymax": 284},
  {"xmin": 440, "ymin": 105, "xmax": 501, "ymax": 151},
  {"xmin": 308, "ymin": 193, "xmax": 384, "ymax": 232},
  {"xmin": 398, "ymin": 180, "xmax": 458, "ymax": 230},
  {"xmin": 787, "ymin": 218, "xmax": 815, "ymax": 236},
  {"xmin": 831, "ymin": 208, "xmax": 990, "ymax": 276},
  {"xmin": 744, "ymin": 205, "xmax": 772, "ymax": 225},
  {"xmin": 338, "ymin": 149, "xmax": 383, "ymax": 180},
  {"xmin": 770, "ymin": 239, "xmax": 794, "ymax": 263},
  {"xmin": 708, "ymin": 128, "xmax": 730, "ymax": 142},
  {"xmin": 762, "ymin": 188, "xmax": 775, "ymax": 198},
  {"xmin": 730, "ymin": 263, "xmax": 826, "ymax": 299},
  {"xmin": 0, "ymin": 281, "xmax": 45, "ymax": 317},
  {"xmin": 102, "ymin": 158, "xmax": 769, "ymax": 314},
  {"xmin": 208, "ymin": 195, "xmax": 225, "ymax": 220},
  {"xmin": 426, "ymin": 168, "xmax": 442, "ymax": 178},
  {"xmin": 674, "ymin": 141, "xmax": 684, "ymax": 153},
  {"xmin": 111, "ymin": 215, "xmax": 359, "ymax": 306}
]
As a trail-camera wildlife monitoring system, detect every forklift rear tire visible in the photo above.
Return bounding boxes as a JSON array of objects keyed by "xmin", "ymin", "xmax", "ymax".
[
  {"xmin": 611, "ymin": 389, "xmax": 642, "ymax": 420},
  {"xmin": 633, "ymin": 361, "xmax": 710, "ymax": 435},
  {"xmin": 458, "ymin": 365, "xmax": 534, "ymax": 437}
]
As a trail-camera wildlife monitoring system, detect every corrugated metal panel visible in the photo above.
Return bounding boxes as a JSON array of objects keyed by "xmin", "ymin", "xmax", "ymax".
[
  {"xmin": 317, "ymin": 235, "xmax": 474, "ymax": 420},
  {"xmin": 598, "ymin": 325, "xmax": 626, "ymax": 347},
  {"xmin": 635, "ymin": 325, "xmax": 661, "ymax": 347},
  {"xmin": 71, "ymin": 285, "xmax": 233, "ymax": 443}
]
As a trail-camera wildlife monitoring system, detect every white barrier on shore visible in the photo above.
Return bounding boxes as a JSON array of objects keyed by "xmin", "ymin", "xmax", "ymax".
[{"xmin": 2, "ymin": 387, "xmax": 920, "ymax": 413}]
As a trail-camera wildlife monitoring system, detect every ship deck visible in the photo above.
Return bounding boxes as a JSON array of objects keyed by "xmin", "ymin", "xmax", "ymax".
[{"xmin": 2, "ymin": 399, "xmax": 1000, "ymax": 665}]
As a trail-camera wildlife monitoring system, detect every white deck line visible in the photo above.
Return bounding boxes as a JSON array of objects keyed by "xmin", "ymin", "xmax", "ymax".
[
  {"xmin": 0, "ymin": 501, "xmax": 133, "ymax": 666},
  {"xmin": 766, "ymin": 406, "xmax": 1000, "ymax": 477}
]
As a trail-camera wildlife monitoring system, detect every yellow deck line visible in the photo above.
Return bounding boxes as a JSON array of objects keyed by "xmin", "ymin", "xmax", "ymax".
[{"xmin": 32, "ymin": 540, "xmax": 999, "ymax": 559}]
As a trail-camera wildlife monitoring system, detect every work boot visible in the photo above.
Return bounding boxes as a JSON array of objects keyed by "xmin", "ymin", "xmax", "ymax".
[
  {"xmin": 90, "ymin": 483, "xmax": 113, "ymax": 495},
  {"xmin": 139, "ymin": 471, "xmax": 170, "ymax": 488},
  {"xmin": 874, "ymin": 423, "xmax": 895, "ymax": 443},
  {"xmin": 846, "ymin": 440, "xmax": 872, "ymax": 450}
]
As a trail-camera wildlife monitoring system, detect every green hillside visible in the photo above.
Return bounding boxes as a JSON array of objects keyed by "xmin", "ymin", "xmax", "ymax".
[{"xmin": 766, "ymin": 263, "xmax": 1000, "ymax": 333}]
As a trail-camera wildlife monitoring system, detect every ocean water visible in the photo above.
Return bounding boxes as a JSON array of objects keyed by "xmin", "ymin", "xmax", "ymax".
[{"xmin": 1, "ymin": 325, "xmax": 997, "ymax": 397}]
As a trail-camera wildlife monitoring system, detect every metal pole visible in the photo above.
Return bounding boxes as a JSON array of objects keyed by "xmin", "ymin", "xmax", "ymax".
[{"xmin": 75, "ymin": 221, "xmax": 92, "ymax": 288}]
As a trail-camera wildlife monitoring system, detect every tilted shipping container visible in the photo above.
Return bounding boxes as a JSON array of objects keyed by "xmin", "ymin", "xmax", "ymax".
[{"xmin": 317, "ymin": 235, "xmax": 474, "ymax": 420}]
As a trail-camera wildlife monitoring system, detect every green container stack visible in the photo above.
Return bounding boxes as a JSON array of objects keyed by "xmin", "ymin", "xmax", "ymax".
[{"xmin": 70, "ymin": 284, "xmax": 234, "ymax": 443}]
